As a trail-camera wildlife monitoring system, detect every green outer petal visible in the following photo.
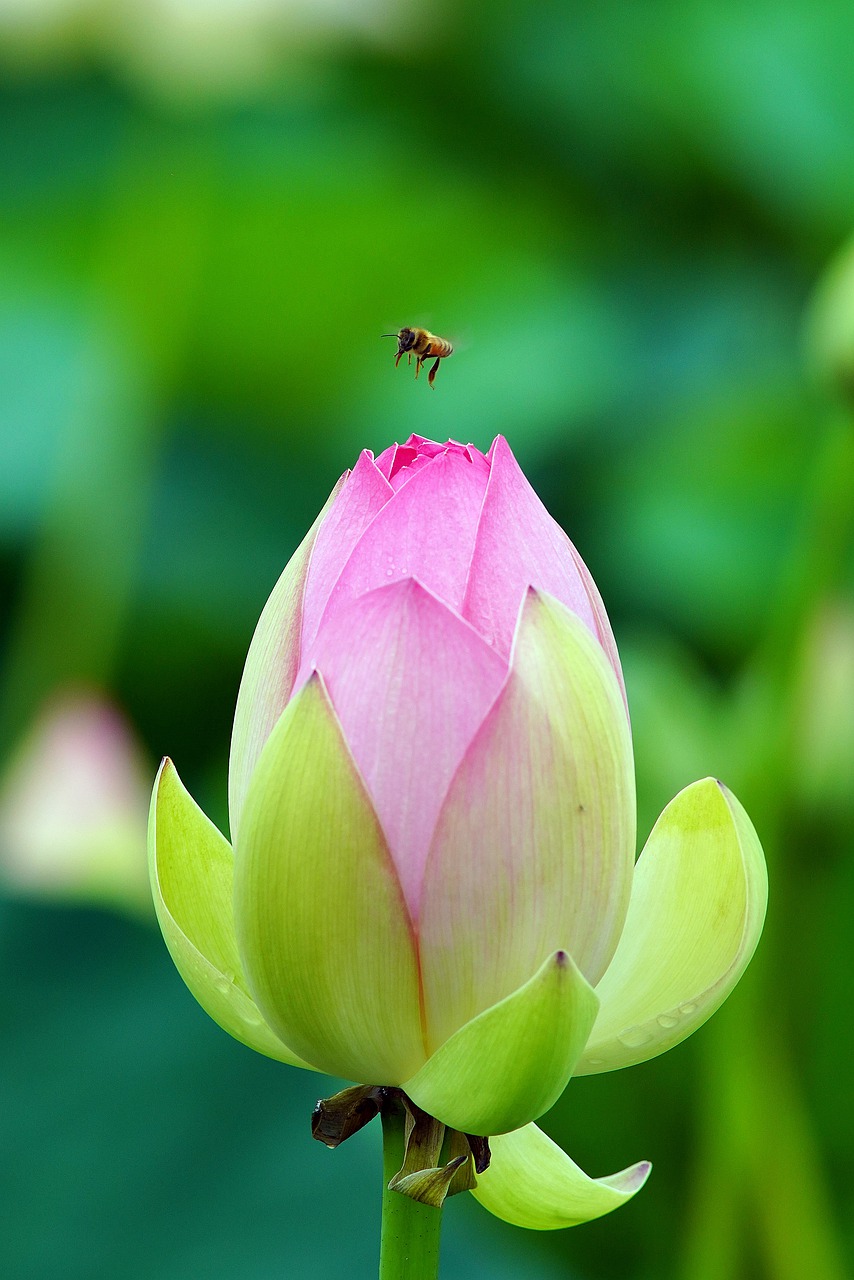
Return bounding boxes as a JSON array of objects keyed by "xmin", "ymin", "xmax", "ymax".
[
  {"xmin": 577, "ymin": 778, "xmax": 768, "ymax": 1074},
  {"xmin": 419, "ymin": 589, "xmax": 635, "ymax": 1051},
  {"xmin": 228, "ymin": 477, "xmax": 344, "ymax": 842},
  {"xmin": 148, "ymin": 759, "xmax": 314, "ymax": 1068},
  {"xmin": 472, "ymin": 1123, "xmax": 651, "ymax": 1230},
  {"xmin": 404, "ymin": 950, "xmax": 599, "ymax": 1136},
  {"xmin": 234, "ymin": 673, "xmax": 425, "ymax": 1085}
]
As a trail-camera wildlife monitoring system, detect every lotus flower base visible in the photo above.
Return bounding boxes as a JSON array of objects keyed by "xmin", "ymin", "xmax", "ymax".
[{"xmin": 312, "ymin": 1085, "xmax": 491, "ymax": 1209}]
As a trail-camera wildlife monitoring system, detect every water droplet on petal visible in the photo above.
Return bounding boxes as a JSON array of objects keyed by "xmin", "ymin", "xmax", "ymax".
[
  {"xmin": 386, "ymin": 568, "xmax": 394, "ymax": 577},
  {"xmin": 586, "ymin": 1057, "xmax": 604, "ymax": 1067},
  {"xmin": 679, "ymin": 1002, "xmax": 698, "ymax": 1015},
  {"xmin": 617, "ymin": 1025, "xmax": 654, "ymax": 1049},
  {"xmin": 656, "ymin": 1014, "xmax": 679, "ymax": 1029}
]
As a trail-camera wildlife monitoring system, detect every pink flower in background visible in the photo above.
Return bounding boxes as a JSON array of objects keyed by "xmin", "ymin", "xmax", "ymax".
[
  {"xmin": 0, "ymin": 690, "xmax": 150, "ymax": 914},
  {"xmin": 150, "ymin": 434, "xmax": 766, "ymax": 1230}
]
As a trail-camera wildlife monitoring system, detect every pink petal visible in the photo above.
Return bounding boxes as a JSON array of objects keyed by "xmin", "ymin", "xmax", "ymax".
[
  {"xmin": 463, "ymin": 444, "xmax": 491, "ymax": 474},
  {"xmin": 402, "ymin": 435, "xmax": 447, "ymax": 458},
  {"xmin": 375, "ymin": 439, "xmax": 444, "ymax": 482},
  {"xmin": 462, "ymin": 436, "xmax": 606, "ymax": 663},
  {"xmin": 300, "ymin": 450, "xmax": 393, "ymax": 654},
  {"xmin": 375, "ymin": 442, "xmax": 422, "ymax": 483},
  {"xmin": 418, "ymin": 589, "xmax": 635, "ymax": 1049},
  {"xmin": 375, "ymin": 444, "xmax": 398, "ymax": 479},
  {"xmin": 382, "ymin": 438, "xmax": 491, "ymax": 492},
  {"xmin": 389, "ymin": 452, "xmax": 434, "ymax": 491},
  {"xmin": 404, "ymin": 436, "xmax": 490, "ymax": 475},
  {"xmin": 306, "ymin": 578, "xmax": 508, "ymax": 916},
  {"xmin": 318, "ymin": 448, "xmax": 490, "ymax": 629}
]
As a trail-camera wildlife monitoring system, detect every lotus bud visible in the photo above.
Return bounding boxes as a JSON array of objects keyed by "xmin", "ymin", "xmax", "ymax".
[{"xmin": 150, "ymin": 435, "xmax": 767, "ymax": 1228}]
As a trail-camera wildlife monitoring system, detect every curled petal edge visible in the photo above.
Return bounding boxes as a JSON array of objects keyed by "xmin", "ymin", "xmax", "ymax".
[{"xmin": 472, "ymin": 1123, "xmax": 651, "ymax": 1230}]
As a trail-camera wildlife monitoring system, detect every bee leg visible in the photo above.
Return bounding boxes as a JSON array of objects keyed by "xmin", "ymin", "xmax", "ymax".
[
  {"xmin": 415, "ymin": 357, "xmax": 423, "ymax": 380},
  {"xmin": 394, "ymin": 352, "xmax": 404, "ymax": 368},
  {"xmin": 427, "ymin": 357, "xmax": 441, "ymax": 388}
]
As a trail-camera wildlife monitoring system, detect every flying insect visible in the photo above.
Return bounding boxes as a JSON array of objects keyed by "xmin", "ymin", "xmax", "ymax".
[{"xmin": 382, "ymin": 327, "xmax": 454, "ymax": 388}]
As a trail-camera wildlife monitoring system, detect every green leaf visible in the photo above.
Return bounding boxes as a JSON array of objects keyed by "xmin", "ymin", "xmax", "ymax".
[
  {"xmin": 472, "ymin": 1123, "xmax": 651, "ymax": 1229},
  {"xmin": 228, "ymin": 477, "xmax": 343, "ymax": 842},
  {"xmin": 148, "ymin": 759, "xmax": 313, "ymax": 1068},
  {"xmin": 419, "ymin": 588, "xmax": 635, "ymax": 1051},
  {"xmin": 404, "ymin": 951, "xmax": 598, "ymax": 1136},
  {"xmin": 577, "ymin": 778, "xmax": 767, "ymax": 1074},
  {"xmin": 234, "ymin": 674, "xmax": 425, "ymax": 1085}
]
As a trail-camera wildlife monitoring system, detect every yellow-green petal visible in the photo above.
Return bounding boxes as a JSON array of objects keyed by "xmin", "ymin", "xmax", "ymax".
[
  {"xmin": 234, "ymin": 674, "xmax": 424, "ymax": 1085},
  {"xmin": 419, "ymin": 589, "xmax": 635, "ymax": 1050},
  {"xmin": 404, "ymin": 951, "xmax": 598, "ymax": 1137},
  {"xmin": 228, "ymin": 477, "xmax": 343, "ymax": 842},
  {"xmin": 148, "ymin": 759, "xmax": 313, "ymax": 1068},
  {"xmin": 577, "ymin": 778, "xmax": 767, "ymax": 1075},
  {"xmin": 472, "ymin": 1123, "xmax": 651, "ymax": 1229}
]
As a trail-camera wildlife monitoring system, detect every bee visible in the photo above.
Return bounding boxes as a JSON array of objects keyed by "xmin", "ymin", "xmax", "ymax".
[{"xmin": 382, "ymin": 327, "xmax": 454, "ymax": 388}]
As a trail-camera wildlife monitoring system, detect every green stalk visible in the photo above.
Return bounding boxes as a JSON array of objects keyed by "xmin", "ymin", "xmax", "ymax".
[{"xmin": 379, "ymin": 1102, "xmax": 443, "ymax": 1279}]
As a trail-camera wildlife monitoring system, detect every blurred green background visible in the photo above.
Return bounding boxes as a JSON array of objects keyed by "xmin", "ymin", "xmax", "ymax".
[{"xmin": 1, "ymin": 1, "xmax": 853, "ymax": 1277}]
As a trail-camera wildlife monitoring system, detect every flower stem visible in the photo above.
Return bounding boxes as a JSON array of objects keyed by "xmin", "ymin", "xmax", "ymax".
[{"xmin": 379, "ymin": 1100, "xmax": 443, "ymax": 1279}]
